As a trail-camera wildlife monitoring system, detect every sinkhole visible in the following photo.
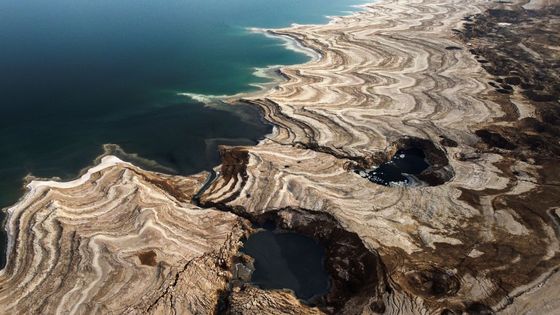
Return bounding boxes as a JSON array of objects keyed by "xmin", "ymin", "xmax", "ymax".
[
  {"xmin": 358, "ymin": 148, "xmax": 429, "ymax": 186},
  {"xmin": 240, "ymin": 228, "xmax": 330, "ymax": 301},
  {"xmin": 355, "ymin": 137, "xmax": 455, "ymax": 187}
]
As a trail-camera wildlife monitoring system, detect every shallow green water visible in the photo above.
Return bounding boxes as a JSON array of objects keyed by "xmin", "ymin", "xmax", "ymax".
[{"xmin": 0, "ymin": 0, "xmax": 365, "ymax": 267}]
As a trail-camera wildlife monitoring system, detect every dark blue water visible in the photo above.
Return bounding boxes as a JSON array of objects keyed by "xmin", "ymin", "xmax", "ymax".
[
  {"xmin": 0, "ymin": 0, "xmax": 365, "ymax": 269},
  {"xmin": 360, "ymin": 148, "xmax": 430, "ymax": 186},
  {"xmin": 242, "ymin": 230, "xmax": 329, "ymax": 300}
]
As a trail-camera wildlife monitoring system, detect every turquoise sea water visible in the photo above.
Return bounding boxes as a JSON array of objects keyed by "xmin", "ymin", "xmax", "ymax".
[{"xmin": 0, "ymin": 0, "xmax": 365, "ymax": 267}]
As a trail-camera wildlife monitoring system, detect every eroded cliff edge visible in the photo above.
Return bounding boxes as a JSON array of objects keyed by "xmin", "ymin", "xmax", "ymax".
[{"xmin": 1, "ymin": 0, "xmax": 559, "ymax": 314}]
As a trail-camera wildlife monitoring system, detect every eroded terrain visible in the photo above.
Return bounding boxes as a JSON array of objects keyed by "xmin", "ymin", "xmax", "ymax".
[{"xmin": 1, "ymin": 0, "xmax": 560, "ymax": 314}]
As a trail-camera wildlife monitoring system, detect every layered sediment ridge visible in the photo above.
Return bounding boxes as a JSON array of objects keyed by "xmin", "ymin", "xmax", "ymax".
[
  {"xmin": 0, "ymin": 157, "xmax": 250, "ymax": 314},
  {"xmin": 2, "ymin": 0, "xmax": 560, "ymax": 313}
]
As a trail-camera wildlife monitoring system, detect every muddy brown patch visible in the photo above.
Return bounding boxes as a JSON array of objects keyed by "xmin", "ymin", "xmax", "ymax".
[
  {"xmin": 403, "ymin": 267, "xmax": 460, "ymax": 299},
  {"xmin": 138, "ymin": 250, "xmax": 157, "ymax": 266},
  {"xmin": 220, "ymin": 147, "xmax": 249, "ymax": 185},
  {"xmin": 475, "ymin": 129, "xmax": 516, "ymax": 150},
  {"xmin": 439, "ymin": 135, "xmax": 458, "ymax": 147}
]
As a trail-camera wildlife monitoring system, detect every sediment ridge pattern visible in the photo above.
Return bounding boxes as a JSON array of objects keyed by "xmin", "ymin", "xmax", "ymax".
[{"xmin": 1, "ymin": 0, "xmax": 559, "ymax": 314}]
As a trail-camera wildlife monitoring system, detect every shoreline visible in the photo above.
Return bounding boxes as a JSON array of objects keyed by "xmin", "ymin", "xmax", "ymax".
[
  {"xmin": 0, "ymin": 0, "xmax": 374, "ymax": 271},
  {"xmin": 179, "ymin": 4, "xmax": 369, "ymax": 105},
  {"xmin": 0, "ymin": 155, "xmax": 130, "ymax": 278},
  {"xmin": 0, "ymin": 0, "xmax": 372, "ymax": 208}
]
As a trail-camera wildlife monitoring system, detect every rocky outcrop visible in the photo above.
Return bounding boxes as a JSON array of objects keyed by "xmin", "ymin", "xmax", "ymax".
[{"xmin": 228, "ymin": 286, "xmax": 324, "ymax": 315}]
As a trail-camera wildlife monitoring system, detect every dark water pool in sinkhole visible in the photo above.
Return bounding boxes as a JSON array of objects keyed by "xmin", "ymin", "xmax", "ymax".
[
  {"xmin": 241, "ymin": 229, "xmax": 330, "ymax": 300},
  {"xmin": 359, "ymin": 148, "xmax": 430, "ymax": 186}
]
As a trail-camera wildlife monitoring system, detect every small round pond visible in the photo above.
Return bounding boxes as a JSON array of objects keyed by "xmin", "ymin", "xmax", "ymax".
[{"xmin": 359, "ymin": 148, "xmax": 429, "ymax": 186}]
